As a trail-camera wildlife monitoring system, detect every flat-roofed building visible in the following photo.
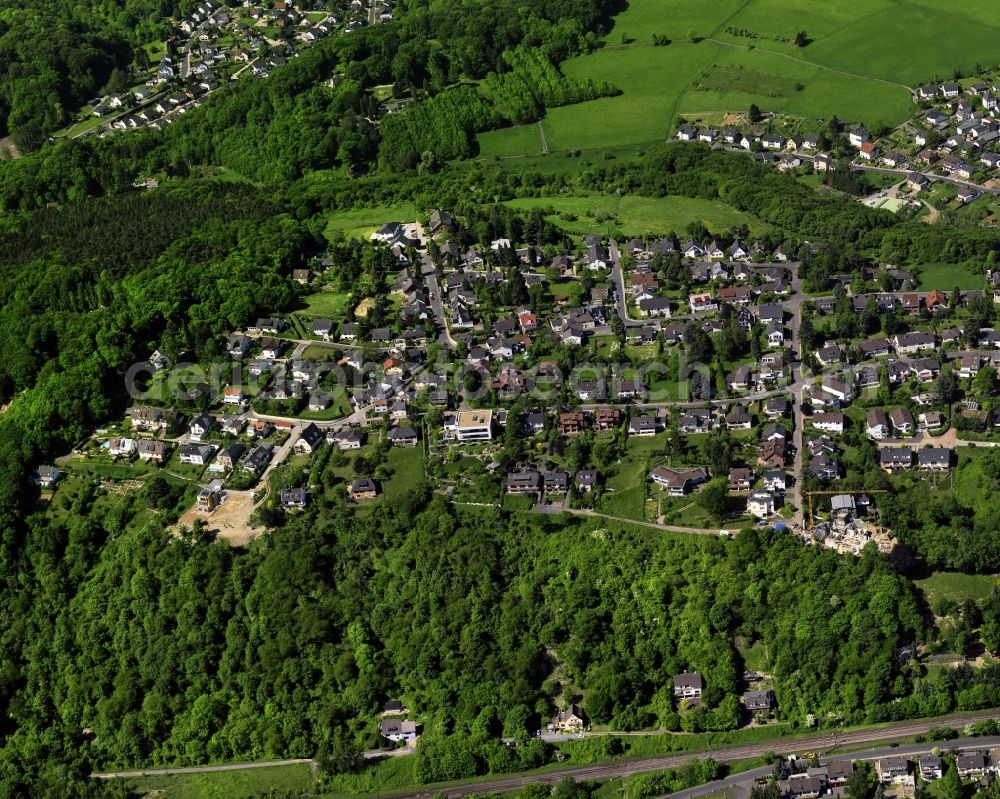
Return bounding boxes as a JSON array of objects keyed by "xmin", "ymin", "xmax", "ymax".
[{"xmin": 454, "ymin": 410, "xmax": 494, "ymax": 442}]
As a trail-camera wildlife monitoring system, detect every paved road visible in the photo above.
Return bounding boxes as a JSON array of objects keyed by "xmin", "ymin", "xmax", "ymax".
[
  {"xmin": 658, "ymin": 736, "xmax": 1000, "ymax": 799},
  {"xmin": 376, "ymin": 710, "xmax": 1000, "ymax": 798}
]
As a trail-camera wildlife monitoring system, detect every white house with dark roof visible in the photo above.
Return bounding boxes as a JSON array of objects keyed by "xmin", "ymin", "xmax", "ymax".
[{"xmin": 673, "ymin": 671, "xmax": 703, "ymax": 699}]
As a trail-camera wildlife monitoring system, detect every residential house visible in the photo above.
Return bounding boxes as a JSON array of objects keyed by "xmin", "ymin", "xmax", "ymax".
[
  {"xmin": 918, "ymin": 756, "xmax": 943, "ymax": 781},
  {"xmin": 349, "ymin": 478, "xmax": 379, "ymax": 500},
  {"xmin": 893, "ymin": 331, "xmax": 937, "ymax": 355},
  {"xmin": 179, "ymin": 443, "xmax": 214, "ymax": 466},
  {"xmin": 779, "ymin": 778, "xmax": 824, "ymax": 799},
  {"xmin": 849, "ymin": 126, "xmax": 870, "ymax": 147},
  {"xmin": 956, "ymin": 753, "xmax": 988, "ymax": 779},
  {"xmin": 279, "ymin": 487, "xmax": 308, "ymax": 510},
  {"xmin": 132, "ymin": 406, "xmax": 169, "ymax": 432},
  {"xmin": 543, "ymin": 469, "xmax": 569, "ymax": 494},
  {"xmin": 747, "ymin": 491, "xmax": 775, "ymax": 518},
  {"xmin": 889, "ymin": 407, "xmax": 915, "ymax": 435},
  {"xmin": 629, "ymin": 415, "xmax": 658, "ymax": 437},
  {"xmin": 593, "ymin": 409, "xmax": 621, "ymax": 431},
  {"xmin": 576, "ymin": 470, "xmax": 599, "ymax": 492},
  {"xmin": 189, "ymin": 414, "xmax": 213, "ymax": 441},
  {"xmin": 312, "ymin": 318, "xmax": 334, "ymax": 340},
  {"xmin": 295, "ymin": 423, "xmax": 324, "ymax": 454},
  {"xmin": 559, "ymin": 411, "xmax": 588, "ymax": 436},
  {"xmin": 918, "ymin": 447, "xmax": 951, "ymax": 471},
  {"xmin": 689, "ymin": 293, "xmax": 717, "ymax": 313},
  {"xmin": 673, "ymin": 672, "xmax": 704, "ymax": 699},
  {"xmin": 728, "ymin": 467, "xmax": 753, "ymax": 492},
  {"xmin": 454, "ymin": 410, "xmax": 494, "ymax": 442},
  {"xmin": 506, "ymin": 470, "xmax": 542, "ymax": 494},
  {"xmin": 197, "ymin": 480, "xmax": 224, "ymax": 512},
  {"xmin": 811, "ymin": 412, "xmax": 845, "ymax": 434},
  {"xmin": 919, "ymin": 411, "xmax": 944, "ymax": 432},
  {"xmin": 551, "ymin": 705, "xmax": 587, "ymax": 732},
  {"xmin": 387, "ymin": 426, "xmax": 418, "ymax": 447},
  {"xmin": 240, "ymin": 441, "xmax": 274, "ymax": 475},
  {"xmin": 810, "ymin": 454, "xmax": 838, "ymax": 481},
  {"xmin": 764, "ymin": 397, "xmax": 789, "ymax": 418},
  {"xmin": 867, "ymin": 410, "xmax": 890, "ymax": 439},
  {"xmin": 763, "ymin": 470, "xmax": 786, "ymax": 492},
  {"xmin": 649, "ymin": 466, "xmax": 709, "ymax": 495},
  {"xmin": 137, "ymin": 440, "xmax": 167, "ymax": 463},
  {"xmin": 108, "ymin": 438, "xmax": 137, "ymax": 457},
  {"xmin": 879, "ymin": 447, "xmax": 913, "ymax": 472},
  {"xmin": 211, "ymin": 443, "xmax": 245, "ymax": 473},
  {"xmin": 743, "ymin": 689, "xmax": 774, "ymax": 714},
  {"xmin": 758, "ymin": 438, "xmax": 788, "ymax": 468},
  {"xmin": 639, "ymin": 297, "xmax": 673, "ymax": 318},
  {"xmin": 726, "ymin": 406, "xmax": 752, "ymax": 430},
  {"xmin": 34, "ymin": 465, "xmax": 61, "ymax": 487},
  {"xmin": 727, "ymin": 365, "xmax": 752, "ymax": 392},
  {"xmin": 379, "ymin": 719, "xmax": 419, "ymax": 743}
]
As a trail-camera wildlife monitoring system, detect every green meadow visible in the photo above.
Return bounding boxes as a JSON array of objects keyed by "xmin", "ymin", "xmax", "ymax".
[
  {"xmin": 504, "ymin": 193, "xmax": 762, "ymax": 237},
  {"xmin": 323, "ymin": 203, "xmax": 418, "ymax": 241},
  {"xmin": 474, "ymin": 0, "xmax": 1000, "ymax": 161}
]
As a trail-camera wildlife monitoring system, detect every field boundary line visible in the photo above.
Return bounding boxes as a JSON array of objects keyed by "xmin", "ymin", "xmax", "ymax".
[{"xmin": 704, "ymin": 37, "xmax": 915, "ymax": 95}]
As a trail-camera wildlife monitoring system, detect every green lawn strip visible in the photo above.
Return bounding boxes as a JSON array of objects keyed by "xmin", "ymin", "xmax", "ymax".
[{"xmin": 125, "ymin": 762, "xmax": 315, "ymax": 799}]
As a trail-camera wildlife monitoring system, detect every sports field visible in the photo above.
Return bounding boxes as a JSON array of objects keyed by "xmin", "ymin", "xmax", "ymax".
[{"xmin": 475, "ymin": 0, "xmax": 1000, "ymax": 160}]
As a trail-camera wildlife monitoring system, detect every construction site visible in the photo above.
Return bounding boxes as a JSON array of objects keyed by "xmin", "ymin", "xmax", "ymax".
[{"xmin": 803, "ymin": 490, "xmax": 897, "ymax": 556}]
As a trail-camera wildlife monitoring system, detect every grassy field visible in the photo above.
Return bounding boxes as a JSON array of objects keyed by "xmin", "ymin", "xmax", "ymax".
[
  {"xmin": 299, "ymin": 290, "xmax": 353, "ymax": 319},
  {"xmin": 383, "ymin": 445, "xmax": 426, "ymax": 504},
  {"xmin": 324, "ymin": 204, "xmax": 418, "ymax": 241},
  {"xmin": 125, "ymin": 762, "xmax": 314, "ymax": 798},
  {"xmin": 916, "ymin": 572, "xmax": 1000, "ymax": 605},
  {"xmin": 476, "ymin": 122, "xmax": 544, "ymax": 159},
  {"xmin": 915, "ymin": 262, "xmax": 984, "ymax": 291},
  {"xmin": 505, "ymin": 193, "xmax": 760, "ymax": 238},
  {"xmin": 474, "ymin": 0, "xmax": 1000, "ymax": 162}
]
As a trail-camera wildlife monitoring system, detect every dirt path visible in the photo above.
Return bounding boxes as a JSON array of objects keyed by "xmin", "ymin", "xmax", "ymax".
[{"xmin": 0, "ymin": 137, "xmax": 19, "ymax": 159}]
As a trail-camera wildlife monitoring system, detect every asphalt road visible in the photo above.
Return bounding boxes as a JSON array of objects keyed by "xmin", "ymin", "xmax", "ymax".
[
  {"xmin": 659, "ymin": 735, "xmax": 1000, "ymax": 799},
  {"xmin": 378, "ymin": 710, "xmax": 1000, "ymax": 798}
]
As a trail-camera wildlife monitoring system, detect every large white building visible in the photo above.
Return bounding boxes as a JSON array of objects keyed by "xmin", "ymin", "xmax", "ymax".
[{"xmin": 454, "ymin": 410, "xmax": 494, "ymax": 442}]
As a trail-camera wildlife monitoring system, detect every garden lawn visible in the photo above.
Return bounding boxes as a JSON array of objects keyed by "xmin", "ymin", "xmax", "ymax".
[
  {"xmin": 596, "ymin": 435, "xmax": 670, "ymax": 520},
  {"xmin": 383, "ymin": 445, "xmax": 426, "ymax": 505},
  {"xmin": 300, "ymin": 290, "xmax": 353, "ymax": 319},
  {"xmin": 915, "ymin": 262, "xmax": 983, "ymax": 291},
  {"xmin": 916, "ymin": 572, "xmax": 1000, "ymax": 606}
]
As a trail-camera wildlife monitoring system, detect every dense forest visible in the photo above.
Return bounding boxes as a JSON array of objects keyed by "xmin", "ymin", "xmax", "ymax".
[{"xmin": 0, "ymin": 495, "xmax": 951, "ymax": 790}]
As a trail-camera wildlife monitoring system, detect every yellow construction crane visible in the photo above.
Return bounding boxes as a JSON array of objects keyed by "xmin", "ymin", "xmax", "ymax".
[{"xmin": 805, "ymin": 489, "xmax": 888, "ymax": 527}]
